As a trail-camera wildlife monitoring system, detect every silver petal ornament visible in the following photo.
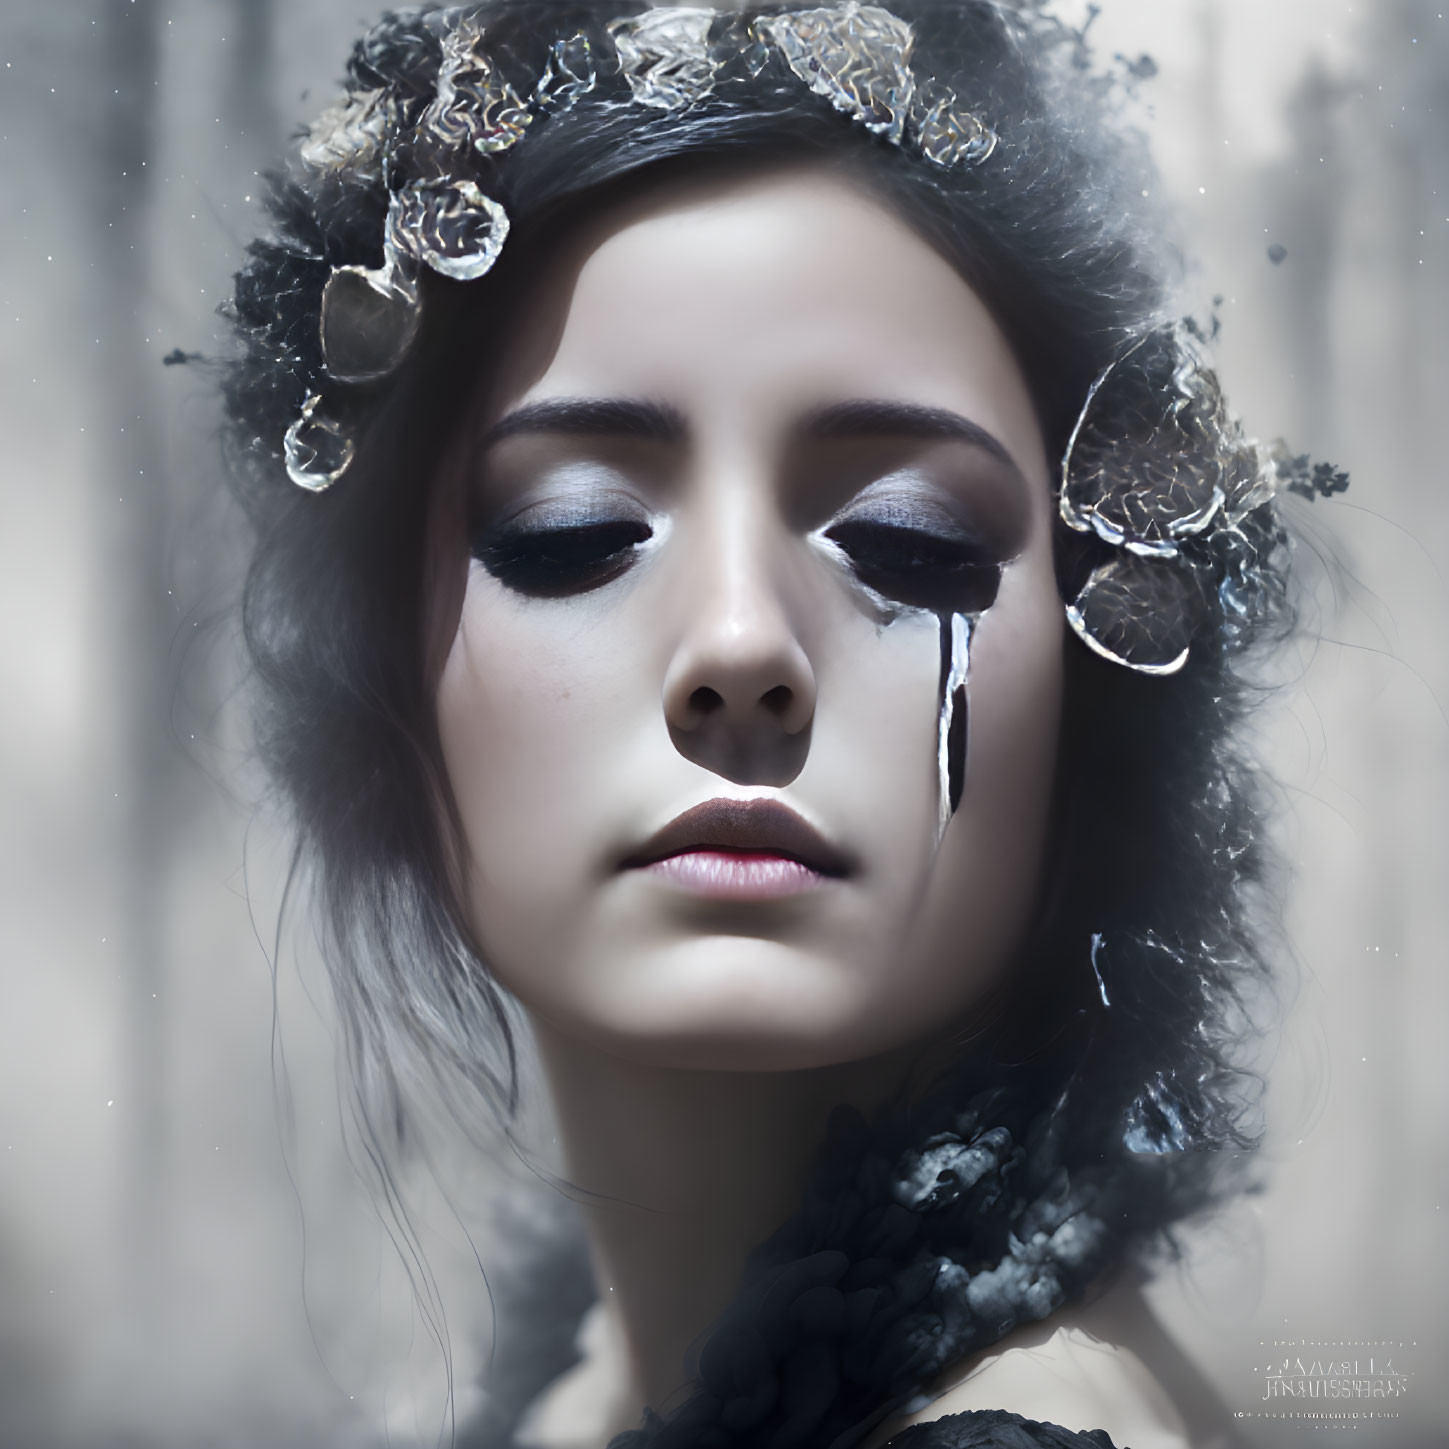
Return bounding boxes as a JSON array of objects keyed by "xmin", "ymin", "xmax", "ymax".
[
  {"xmin": 740, "ymin": 26, "xmax": 771, "ymax": 78},
  {"xmin": 284, "ymin": 393, "xmax": 356, "ymax": 493},
  {"xmin": 608, "ymin": 9, "xmax": 720, "ymax": 110},
  {"xmin": 320, "ymin": 260, "xmax": 421, "ymax": 382},
  {"xmin": 1061, "ymin": 324, "xmax": 1260, "ymax": 558},
  {"xmin": 387, "ymin": 178, "xmax": 511, "ymax": 282},
  {"xmin": 534, "ymin": 32, "xmax": 598, "ymax": 113},
  {"xmin": 911, "ymin": 78, "xmax": 997, "ymax": 168},
  {"xmin": 756, "ymin": 3, "xmax": 917, "ymax": 143},
  {"xmin": 1065, "ymin": 552, "xmax": 1205, "ymax": 675},
  {"xmin": 423, "ymin": 13, "xmax": 533, "ymax": 155},
  {"xmin": 299, "ymin": 87, "xmax": 399, "ymax": 178}
]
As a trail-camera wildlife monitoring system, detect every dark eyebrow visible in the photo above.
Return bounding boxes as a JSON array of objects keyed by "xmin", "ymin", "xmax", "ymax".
[
  {"xmin": 483, "ymin": 397, "xmax": 687, "ymax": 448},
  {"xmin": 803, "ymin": 399, "xmax": 1022, "ymax": 475}
]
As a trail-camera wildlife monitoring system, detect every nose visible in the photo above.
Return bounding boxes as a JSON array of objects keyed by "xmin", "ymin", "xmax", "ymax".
[{"xmin": 661, "ymin": 503, "xmax": 816, "ymax": 785}]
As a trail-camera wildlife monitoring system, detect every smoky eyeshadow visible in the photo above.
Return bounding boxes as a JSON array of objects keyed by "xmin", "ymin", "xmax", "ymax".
[
  {"xmin": 468, "ymin": 464, "xmax": 657, "ymax": 599},
  {"xmin": 472, "ymin": 517, "xmax": 654, "ymax": 598},
  {"xmin": 823, "ymin": 517, "xmax": 1002, "ymax": 614},
  {"xmin": 818, "ymin": 477, "xmax": 1018, "ymax": 615}
]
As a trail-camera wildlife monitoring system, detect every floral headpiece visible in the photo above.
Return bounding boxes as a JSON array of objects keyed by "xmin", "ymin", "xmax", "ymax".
[
  {"xmin": 254, "ymin": 2, "xmax": 1341, "ymax": 678},
  {"xmin": 1057, "ymin": 318, "xmax": 1344, "ymax": 674},
  {"xmin": 283, "ymin": 3, "xmax": 997, "ymax": 493}
]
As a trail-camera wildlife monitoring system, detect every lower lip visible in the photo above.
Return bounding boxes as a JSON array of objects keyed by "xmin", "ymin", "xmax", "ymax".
[{"xmin": 639, "ymin": 850, "xmax": 831, "ymax": 900}]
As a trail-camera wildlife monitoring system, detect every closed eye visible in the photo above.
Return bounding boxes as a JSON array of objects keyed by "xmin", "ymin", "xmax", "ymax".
[
  {"xmin": 472, "ymin": 518, "xmax": 654, "ymax": 598},
  {"xmin": 824, "ymin": 518, "xmax": 1002, "ymax": 613}
]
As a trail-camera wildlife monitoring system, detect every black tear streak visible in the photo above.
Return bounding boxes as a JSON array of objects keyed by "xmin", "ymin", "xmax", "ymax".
[{"xmin": 947, "ymin": 683, "xmax": 967, "ymax": 815}]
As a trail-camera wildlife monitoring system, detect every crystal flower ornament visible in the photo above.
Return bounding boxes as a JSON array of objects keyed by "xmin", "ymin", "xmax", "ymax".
[
  {"xmin": 1065, "ymin": 553, "xmax": 1203, "ymax": 676},
  {"xmin": 284, "ymin": 394, "xmax": 356, "ymax": 493},
  {"xmin": 299, "ymin": 87, "xmax": 399, "ymax": 180},
  {"xmin": 387, "ymin": 177, "xmax": 511, "ymax": 283},
  {"xmin": 608, "ymin": 9, "xmax": 720, "ymax": 110},
  {"xmin": 534, "ymin": 32, "xmax": 598, "ymax": 113},
  {"xmin": 1061, "ymin": 324, "xmax": 1259, "ymax": 559},
  {"xmin": 421, "ymin": 13, "xmax": 533, "ymax": 155},
  {"xmin": 1060, "ymin": 321, "xmax": 1283, "ymax": 673},
  {"xmin": 320, "ymin": 254, "xmax": 421, "ymax": 384},
  {"xmin": 911, "ymin": 77, "xmax": 998, "ymax": 167},
  {"xmin": 756, "ymin": 3, "xmax": 917, "ymax": 143}
]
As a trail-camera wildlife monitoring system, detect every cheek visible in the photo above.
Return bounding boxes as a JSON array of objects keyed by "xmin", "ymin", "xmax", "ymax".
[
  {"xmin": 434, "ymin": 573, "xmax": 647, "ymax": 974},
  {"xmin": 886, "ymin": 553, "xmax": 1065, "ymax": 1033}
]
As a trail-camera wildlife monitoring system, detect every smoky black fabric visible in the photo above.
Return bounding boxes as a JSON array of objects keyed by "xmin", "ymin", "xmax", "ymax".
[
  {"xmin": 460, "ymin": 1071, "xmax": 1168, "ymax": 1449},
  {"xmin": 606, "ymin": 1076, "xmax": 1159, "ymax": 1449},
  {"xmin": 882, "ymin": 1410, "xmax": 1120, "ymax": 1448}
]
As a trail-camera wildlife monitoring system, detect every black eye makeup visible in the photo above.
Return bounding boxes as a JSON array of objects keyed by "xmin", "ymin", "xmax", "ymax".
[
  {"xmin": 472, "ymin": 514, "xmax": 655, "ymax": 598},
  {"xmin": 469, "ymin": 429, "xmax": 672, "ymax": 599},
  {"xmin": 469, "ymin": 467, "xmax": 657, "ymax": 599},
  {"xmin": 820, "ymin": 490, "xmax": 1008, "ymax": 615}
]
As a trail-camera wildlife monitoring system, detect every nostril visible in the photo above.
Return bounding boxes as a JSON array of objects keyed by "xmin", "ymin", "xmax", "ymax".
[
  {"xmin": 689, "ymin": 685, "xmax": 725, "ymax": 718},
  {"xmin": 760, "ymin": 684, "xmax": 793, "ymax": 718}
]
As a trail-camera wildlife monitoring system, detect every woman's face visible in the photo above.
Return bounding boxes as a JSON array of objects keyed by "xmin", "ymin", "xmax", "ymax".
[{"xmin": 434, "ymin": 168, "xmax": 1064, "ymax": 1072}]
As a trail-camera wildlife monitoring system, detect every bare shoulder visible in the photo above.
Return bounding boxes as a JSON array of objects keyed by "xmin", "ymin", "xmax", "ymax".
[
  {"xmin": 866, "ymin": 1278, "xmax": 1240, "ymax": 1449},
  {"xmin": 884, "ymin": 1321, "xmax": 1191, "ymax": 1449}
]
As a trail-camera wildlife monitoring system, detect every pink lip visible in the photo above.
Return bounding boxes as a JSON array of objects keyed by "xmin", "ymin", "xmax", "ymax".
[
  {"xmin": 619, "ymin": 799, "xmax": 853, "ymax": 900},
  {"xmin": 642, "ymin": 849, "xmax": 830, "ymax": 900}
]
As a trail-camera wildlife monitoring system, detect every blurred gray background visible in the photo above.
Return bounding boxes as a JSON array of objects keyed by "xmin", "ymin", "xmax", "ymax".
[{"xmin": 1, "ymin": 2, "xmax": 1446, "ymax": 1446}]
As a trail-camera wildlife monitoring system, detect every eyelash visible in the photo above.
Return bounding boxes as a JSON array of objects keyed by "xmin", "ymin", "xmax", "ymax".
[
  {"xmin": 471, "ymin": 515, "xmax": 1002, "ymax": 613},
  {"xmin": 824, "ymin": 519, "xmax": 1003, "ymax": 614},
  {"xmin": 472, "ymin": 519, "xmax": 654, "ymax": 598}
]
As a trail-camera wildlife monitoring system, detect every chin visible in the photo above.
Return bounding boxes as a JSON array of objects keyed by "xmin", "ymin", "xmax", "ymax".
[{"xmin": 545, "ymin": 935, "xmax": 904, "ymax": 1073}]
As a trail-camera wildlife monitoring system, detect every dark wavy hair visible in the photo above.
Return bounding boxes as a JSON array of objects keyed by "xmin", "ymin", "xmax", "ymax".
[{"xmin": 223, "ymin": 0, "xmax": 1294, "ymax": 1334}]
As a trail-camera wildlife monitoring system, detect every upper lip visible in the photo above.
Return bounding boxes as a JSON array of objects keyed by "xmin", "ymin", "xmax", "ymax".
[{"xmin": 621, "ymin": 798, "xmax": 852, "ymax": 877}]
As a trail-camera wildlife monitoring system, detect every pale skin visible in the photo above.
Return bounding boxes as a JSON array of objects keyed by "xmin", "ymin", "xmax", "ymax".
[{"xmin": 433, "ymin": 168, "xmax": 1201, "ymax": 1447}]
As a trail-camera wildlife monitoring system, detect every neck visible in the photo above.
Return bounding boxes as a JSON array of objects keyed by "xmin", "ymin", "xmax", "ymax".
[{"xmin": 530, "ymin": 1018, "xmax": 915, "ymax": 1417}]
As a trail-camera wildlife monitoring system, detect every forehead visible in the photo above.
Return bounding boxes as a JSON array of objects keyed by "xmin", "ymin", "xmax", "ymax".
[{"xmin": 492, "ymin": 169, "xmax": 1048, "ymax": 482}]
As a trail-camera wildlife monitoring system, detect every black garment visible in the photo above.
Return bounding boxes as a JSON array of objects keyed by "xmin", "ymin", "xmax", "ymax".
[
  {"xmin": 461, "ymin": 1078, "xmax": 1172, "ymax": 1449},
  {"xmin": 884, "ymin": 1411, "xmax": 1119, "ymax": 1448},
  {"xmin": 607, "ymin": 1079, "xmax": 1157, "ymax": 1449}
]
